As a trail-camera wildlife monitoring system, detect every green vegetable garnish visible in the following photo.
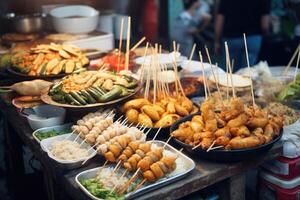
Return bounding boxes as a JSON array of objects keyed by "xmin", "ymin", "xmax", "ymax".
[
  {"xmin": 79, "ymin": 178, "xmax": 125, "ymax": 200},
  {"xmin": 35, "ymin": 129, "xmax": 70, "ymax": 141}
]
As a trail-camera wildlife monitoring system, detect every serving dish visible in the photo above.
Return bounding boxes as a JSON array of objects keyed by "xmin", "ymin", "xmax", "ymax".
[
  {"xmin": 32, "ymin": 122, "xmax": 73, "ymax": 143},
  {"xmin": 21, "ymin": 105, "xmax": 66, "ymax": 130},
  {"xmin": 40, "ymin": 133, "xmax": 97, "ymax": 169},
  {"xmin": 41, "ymin": 82, "xmax": 142, "ymax": 109},
  {"xmin": 75, "ymin": 140, "xmax": 195, "ymax": 199},
  {"xmin": 170, "ymin": 113, "xmax": 283, "ymax": 162},
  {"xmin": 50, "ymin": 5, "xmax": 99, "ymax": 34}
]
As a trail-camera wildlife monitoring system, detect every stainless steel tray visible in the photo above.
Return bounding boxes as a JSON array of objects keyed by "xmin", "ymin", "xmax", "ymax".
[{"xmin": 75, "ymin": 140, "xmax": 195, "ymax": 199}]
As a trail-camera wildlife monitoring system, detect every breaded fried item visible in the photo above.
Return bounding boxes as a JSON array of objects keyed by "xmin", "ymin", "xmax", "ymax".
[
  {"xmin": 201, "ymin": 137, "xmax": 214, "ymax": 149},
  {"xmin": 227, "ymin": 136, "xmax": 261, "ymax": 149},
  {"xmin": 229, "ymin": 125, "xmax": 250, "ymax": 137},
  {"xmin": 227, "ymin": 113, "xmax": 248, "ymax": 128},
  {"xmin": 143, "ymin": 170, "xmax": 156, "ymax": 182},
  {"xmin": 247, "ymin": 117, "xmax": 268, "ymax": 128},
  {"xmin": 215, "ymin": 127, "xmax": 230, "ymax": 137},
  {"xmin": 215, "ymin": 135, "xmax": 231, "ymax": 146},
  {"xmin": 150, "ymin": 163, "xmax": 164, "ymax": 179}
]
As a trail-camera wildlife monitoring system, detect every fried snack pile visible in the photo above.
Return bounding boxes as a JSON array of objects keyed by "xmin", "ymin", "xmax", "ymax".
[
  {"xmin": 171, "ymin": 97, "xmax": 283, "ymax": 150},
  {"xmin": 122, "ymin": 96, "xmax": 198, "ymax": 128},
  {"xmin": 11, "ymin": 43, "xmax": 89, "ymax": 76}
]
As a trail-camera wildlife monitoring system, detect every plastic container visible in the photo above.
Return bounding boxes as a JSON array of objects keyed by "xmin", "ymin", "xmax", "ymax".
[
  {"xmin": 259, "ymin": 171, "xmax": 300, "ymax": 200},
  {"xmin": 262, "ymin": 156, "xmax": 300, "ymax": 180},
  {"xmin": 22, "ymin": 105, "xmax": 66, "ymax": 131},
  {"xmin": 40, "ymin": 133, "xmax": 97, "ymax": 169}
]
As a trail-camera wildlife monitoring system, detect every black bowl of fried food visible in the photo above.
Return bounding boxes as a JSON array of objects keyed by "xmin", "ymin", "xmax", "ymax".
[{"xmin": 170, "ymin": 109, "xmax": 283, "ymax": 162}]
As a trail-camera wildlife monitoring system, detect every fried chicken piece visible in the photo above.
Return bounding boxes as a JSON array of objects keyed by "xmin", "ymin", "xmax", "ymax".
[
  {"xmin": 229, "ymin": 125, "xmax": 250, "ymax": 137},
  {"xmin": 215, "ymin": 127, "xmax": 230, "ymax": 137},
  {"xmin": 227, "ymin": 113, "xmax": 248, "ymax": 128},
  {"xmin": 226, "ymin": 136, "xmax": 261, "ymax": 149}
]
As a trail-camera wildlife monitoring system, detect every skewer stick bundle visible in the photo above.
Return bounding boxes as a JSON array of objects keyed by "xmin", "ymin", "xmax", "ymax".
[
  {"xmin": 293, "ymin": 49, "xmax": 300, "ymax": 83},
  {"xmin": 224, "ymin": 42, "xmax": 236, "ymax": 98},
  {"xmin": 205, "ymin": 46, "xmax": 223, "ymax": 102},
  {"xmin": 282, "ymin": 44, "xmax": 300, "ymax": 75},
  {"xmin": 117, "ymin": 18, "xmax": 125, "ymax": 72},
  {"xmin": 139, "ymin": 42, "xmax": 149, "ymax": 83},
  {"xmin": 198, "ymin": 51, "xmax": 208, "ymax": 99},
  {"xmin": 125, "ymin": 16, "xmax": 131, "ymax": 71},
  {"xmin": 243, "ymin": 33, "xmax": 256, "ymax": 107}
]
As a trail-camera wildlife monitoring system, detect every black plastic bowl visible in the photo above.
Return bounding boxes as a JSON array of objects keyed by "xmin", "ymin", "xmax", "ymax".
[{"xmin": 170, "ymin": 112, "xmax": 283, "ymax": 162}]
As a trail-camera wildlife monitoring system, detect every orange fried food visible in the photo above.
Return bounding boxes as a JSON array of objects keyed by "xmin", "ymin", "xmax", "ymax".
[
  {"xmin": 229, "ymin": 125, "xmax": 250, "ymax": 137},
  {"xmin": 227, "ymin": 136, "xmax": 261, "ymax": 150},
  {"xmin": 227, "ymin": 113, "xmax": 248, "ymax": 128},
  {"xmin": 215, "ymin": 135, "xmax": 231, "ymax": 146}
]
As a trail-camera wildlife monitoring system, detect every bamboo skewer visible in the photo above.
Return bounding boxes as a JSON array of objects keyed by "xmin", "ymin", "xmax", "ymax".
[
  {"xmin": 206, "ymin": 140, "xmax": 216, "ymax": 152},
  {"xmin": 199, "ymin": 51, "xmax": 209, "ymax": 99},
  {"xmin": 130, "ymin": 36, "xmax": 146, "ymax": 51},
  {"xmin": 172, "ymin": 41, "xmax": 186, "ymax": 97},
  {"xmin": 172, "ymin": 42, "xmax": 179, "ymax": 97},
  {"xmin": 282, "ymin": 44, "xmax": 300, "ymax": 75},
  {"xmin": 225, "ymin": 42, "xmax": 236, "ymax": 98},
  {"xmin": 125, "ymin": 16, "xmax": 131, "ymax": 71},
  {"xmin": 293, "ymin": 49, "xmax": 300, "ymax": 83},
  {"xmin": 205, "ymin": 47, "xmax": 223, "ymax": 102},
  {"xmin": 243, "ymin": 33, "xmax": 256, "ymax": 108},
  {"xmin": 192, "ymin": 143, "xmax": 201, "ymax": 150},
  {"xmin": 139, "ymin": 42, "xmax": 149, "ymax": 83},
  {"xmin": 117, "ymin": 18, "xmax": 124, "ymax": 72}
]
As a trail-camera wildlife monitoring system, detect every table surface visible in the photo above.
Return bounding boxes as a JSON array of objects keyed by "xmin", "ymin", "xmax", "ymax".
[{"xmin": 0, "ymin": 98, "xmax": 283, "ymax": 200}]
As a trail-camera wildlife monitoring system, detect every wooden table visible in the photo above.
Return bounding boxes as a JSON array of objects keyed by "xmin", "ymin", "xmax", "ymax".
[{"xmin": 0, "ymin": 98, "xmax": 283, "ymax": 200}]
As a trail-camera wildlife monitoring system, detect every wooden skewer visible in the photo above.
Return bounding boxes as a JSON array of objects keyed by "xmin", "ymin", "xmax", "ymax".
[
  {"xmin": 226, "ymin": 59, "xmax": 229, "ymax": 101},
  {"xmin": 293, "ymin": 49, "xmax": 300, "ymax": 83},
  {"xmin": 205, "ymin": 46, "xmax": 223, "ymax": 103},
  {"xmin": 192, "ymin": 143, "xmax": 201, "ymax": 150},
  {"xmin": 117, "ymin": 18, "xmax": 124, "ymax": 72},
  {"xmin": 172, "ymin": 41, "xmax": 186, "ymax": 97},
  {"xmin": 172, "ymin": 41, "xmax": 179, "ymax": 97},
  {"xmin": 189, "ymin": 44, "xmax": 196, "ymax": 61},
  {"xmin": 151, "ymin": 127, "xmax": 162, "ymax": 141},
  {"xmin": 243, "ymin": 33, "xmax": 256, "ymax": 108},
  {"xmin": 199, "ymin": 51, "xmax": 208, "ymax": 99},
  {"xmin": 125, "ymin": 16, "xmax": 131, "ymax": 71},
  {"xmin": 163, "ymin": 135, "xmax": 173, "ymax": 148},
  {"xmin": 130, "ymin": 36, "xmax": 146, "ymax": 51},
  {"xmin": 209, "ymin": 146, "xmax": 223, "ymax": 151},
  {"xmin": 206, "ymin": 140, "xmax": 216, "ymax": 152},
  {"xmin": 282, "ymin": 44, "xmax": 300, "ymax": 75},
  {"xmin": 131, "ymin": 178, "xmax": 147, "ymax": 194},
  {"xmin": 119, "ymin": 168, "xmax": 141, "ymax": 194},
  {"xmin": 139, "ymin": 42, "xmax": 149, "ymax": 83},
  {"xmin": 225, "ymin": 42, "xmax": 236, "ymax": 98}
]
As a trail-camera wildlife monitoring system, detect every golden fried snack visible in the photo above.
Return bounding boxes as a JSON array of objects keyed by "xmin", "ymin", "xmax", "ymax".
[
  {"xmin": 227, "ymin": 136, "xmax": 261, "ymax": 149},
  {"xmin": 222, "ymin": 98, "xmax": 245, "ymax": 121},
  {"xmin": 154, "ymin": 114, "xmax": 180, "ymax": 128},
  {"xmin": 264, "ymin": 124, "xmax": 274, "ymax": 143},
  {"xmin": 216, "ymin": 113, "xmax": 226, "ymax": 128},
  {"xmin": 215, "ymin": 135, "xmax": 231, "ymax": 147},
  {"xmin": 229, "ymin": 125, "xmax": 250, "ymax": 137},
  {"xmin": 143, "ymin": 170, "xmax": 156, "ymax": 182},
  {"xmin": 192, "ymin": 115, "xmax": 204, "ymax": 125},
  {"xmin": 252, "ymin": 128, "xmax": 266, "ymax": 145},
  {"xmin": 166, "ymin": 102, "xmax": 176, "ymax": 114},
  {"xmin": 153, "ymin": 104, "xmax": 165, "ymax": 115},
  {"xmin": 227, "ymin": 113, "xmax": 248, "ymax": 128},
  {"xmin": 191, "ymin": 105, "xmax": 199, "ymax": 114},
  {"xmin": 247, "ymin": 117, "xmax": 268, "ymax": 128},
  {"xmin": 138, "ymin": 113, "xmax": 153, "ymax": 127},
  {"xmin": 205, "ymin": 119, "xmax": 218, "ymax": 132},
  {"xmin": 150, "ymin": 163, "xmax": 164, "ymax": 179},
  {"xmin": 123, "ymin": 98, "xmax": 151, "ymax": 110},
  {"xmin": 215, "ymin": 127, "xmax": 230, "ymax": 137},
  {"xmin": 175, "ymin": 104, "xmax": 189, "ymax": 116},
  {"xmin": 201, "ymin": 137, "xmax": 214, "ymax": 149},
  {"xmin": 201, "ymin": 101, "xmax": 215, "ymax": 122},
  {"xmin": 141, "ymin": 105, "xmax": 160, "ymax": 121},
  {"xmin": 190, "ymin": 121, "xmax": 204, "ymax": 132},
  {"xmin": 125, "ymin": 109, "xmax": 139, "ymax": 124},
  {"xmin": 181, "ymin": 97, "xmax": 193, "ymax": 112}
]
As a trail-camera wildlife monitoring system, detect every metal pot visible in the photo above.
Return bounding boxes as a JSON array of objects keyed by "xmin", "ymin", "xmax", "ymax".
[{"xmin": 4, "ymin": 13, "xmax": 46, "ymax": 34}]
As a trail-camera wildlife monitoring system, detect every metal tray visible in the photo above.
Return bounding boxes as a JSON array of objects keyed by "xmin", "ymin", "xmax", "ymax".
[
  {"xmin": 75, "ymin": 140, "xmax": 195, "ymax": 199},
  {"xmin": 32, "ymin": 122, "xmax": 73, "ymax": 144},
  {"xmin": 170, "ymin": 113, "xmax": 283, "ymax": 162}
]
